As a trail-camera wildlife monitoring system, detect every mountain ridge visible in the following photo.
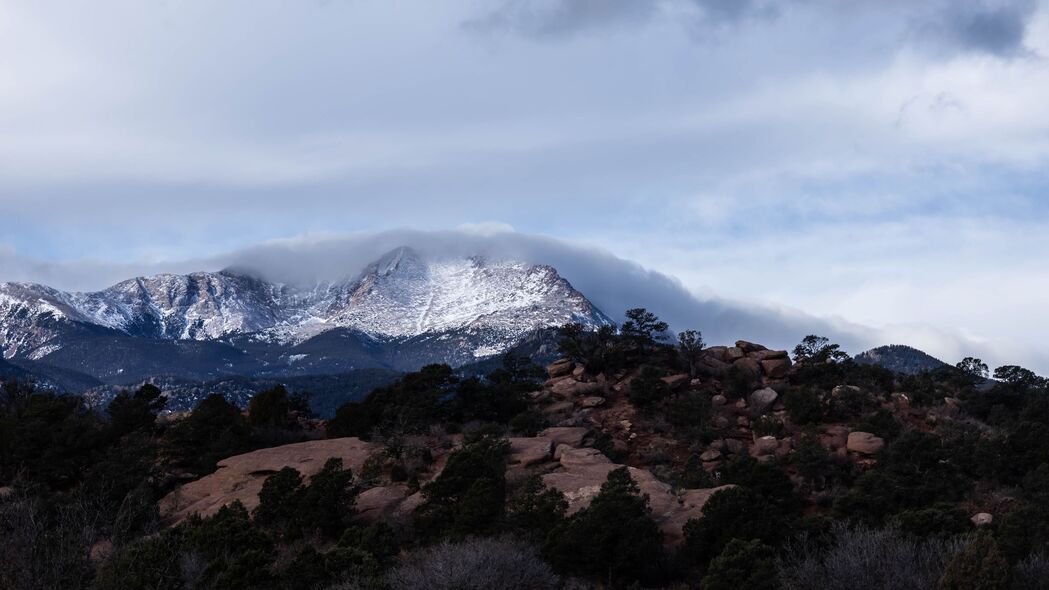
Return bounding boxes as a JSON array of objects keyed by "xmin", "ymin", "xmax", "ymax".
[
  {"xmin": 854, "ymin": 344, "xmax": 948, "ymax": 375},
  {"xmin": 0, "ymin": 247, "xmax": 610, "ymax": 385}
]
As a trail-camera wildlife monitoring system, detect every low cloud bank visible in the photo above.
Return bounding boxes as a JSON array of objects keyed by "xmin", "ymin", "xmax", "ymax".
[{"xmin": 2, "ymin": 229, "xmax": 1046, "ymax": 373}]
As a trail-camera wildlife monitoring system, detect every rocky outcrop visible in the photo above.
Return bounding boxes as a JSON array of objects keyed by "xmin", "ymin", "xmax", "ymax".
[
  {"xmin": 541, "ymin": 447, "xmax": 732, "ymax": 544},
  {"xmin": 159, "ymin": 438, "xmax": 381, "ymax": 525}
]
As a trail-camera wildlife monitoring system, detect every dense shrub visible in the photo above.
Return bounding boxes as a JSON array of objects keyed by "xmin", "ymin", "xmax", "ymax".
[
  {"xmin": 413, "ymin": 437, "xmax": 509, "ymax": 541},
  {"xmin": 166, "ymin": 394, "xmax": 251, "ymax": 474},
  {"xmin": 778, "ymin": 523, "xmax": 965, "ymax": 590},
  {"xmin": 835, "ymin": 431, "xmax": 970, "ymax": 524},
  {"xmin": 505, "ymin": 475, "xmax": 567, "ymax": 542},
  {"xmin": 544, "ymin": 467, "xmax": 667, "ymax": 586},
  {"xmin": 387, "ymin": 537, "xmax": 558, "ymax": 590},
  {"xmin": 684, "ymin": 487, "xmax": 789, "ymax": 563},
  {"xmin": 248, "ymin": 385, "xmax": 294, "ymax": 430},
  {"xmin": 629, "ymin": 366, "xmax": 671, "ymax": 407},
  {"xmin": 702, "ymin": 538, "xmax": 780, "ymax": 590},
  {"xmin": 937, "ymin": 534, "xmax": 1011, "ymax": 590},
  {"xmin": 784, "ymin": 387, "xmax": 823, "ymax": 425}
]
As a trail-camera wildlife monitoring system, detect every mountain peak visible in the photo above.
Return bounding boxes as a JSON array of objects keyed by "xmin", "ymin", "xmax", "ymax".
[{"xmin": 0, "ymin": 249, "xmax": 610, "ymax": 376}]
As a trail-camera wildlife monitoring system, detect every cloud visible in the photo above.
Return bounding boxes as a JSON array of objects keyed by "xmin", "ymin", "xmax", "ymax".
[
  {"xmin": 467, "ymin": 0, "xmax": 1041, "ymax": 59},
  {"xmin": 7, "ymin": 228, "xmax": 1045, "ymax": 374},
  {"xmin": 914, "ymin": 0, "xmax": 1038, "ymax": 57},
  {"xmin": 463, "ymin": 0, "xmax": 657, "ymax": 38}
]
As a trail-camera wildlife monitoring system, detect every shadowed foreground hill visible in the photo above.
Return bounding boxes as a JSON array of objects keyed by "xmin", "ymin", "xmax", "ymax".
[{"xmin": 3, "ymin": 311, "xmax": 1049, "ymax": 589}]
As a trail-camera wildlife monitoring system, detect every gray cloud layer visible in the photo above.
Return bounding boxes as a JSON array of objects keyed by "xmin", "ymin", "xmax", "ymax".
[{"xmin": 469, "ymin": 0, "xmax": 1039, "ymax": 57}]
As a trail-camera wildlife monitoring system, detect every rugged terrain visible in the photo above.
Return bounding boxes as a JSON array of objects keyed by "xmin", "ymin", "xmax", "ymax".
[{"xmin": 0, "ymin": 247, "xmax": 609, "ymax": 385}]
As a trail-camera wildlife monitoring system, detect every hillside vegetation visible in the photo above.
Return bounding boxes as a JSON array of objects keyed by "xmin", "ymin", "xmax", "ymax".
[{"xmin": 1, "ymin": 309, "xmax": 1048, "ymax": 589}]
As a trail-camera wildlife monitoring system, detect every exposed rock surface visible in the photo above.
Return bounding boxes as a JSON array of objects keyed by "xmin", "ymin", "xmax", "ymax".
[
  {"xmin": 846, "ymin": 431, "xmax": 885, "ymax": 455},
  {"xmin": 971, "ymin": 512, "xmax": 993, "ymax": 526},
  {"xmin": 159, "ymin": 438, "xmax": 380, "ymax": 525}
]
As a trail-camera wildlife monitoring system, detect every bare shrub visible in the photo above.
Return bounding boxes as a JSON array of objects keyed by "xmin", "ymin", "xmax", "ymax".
[
  {"xmin": 1012, "ymin": 554, "xmax": 1049, "ymax": 590},
  {"xmin": 386, "ymin": 537, "xmax": 558, "ymax": 590},
  {"xmin": 778, "ymin": 523, "xmax": 966, "ymax": 590}
]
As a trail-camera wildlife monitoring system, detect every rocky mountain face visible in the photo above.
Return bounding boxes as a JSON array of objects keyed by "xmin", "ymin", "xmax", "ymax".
[
  {"xmin": 854, "ymin": 344, "xmax": 947, "ymax": 375},
  {"xmin": 0, "ymin": 247, "xmax": 610, "ymax": 386}
]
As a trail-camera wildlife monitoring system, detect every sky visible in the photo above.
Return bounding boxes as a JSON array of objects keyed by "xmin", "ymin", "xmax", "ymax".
[{"xmin": 2, "ymin": 0, "xmax": 1049, "ymax": 372}]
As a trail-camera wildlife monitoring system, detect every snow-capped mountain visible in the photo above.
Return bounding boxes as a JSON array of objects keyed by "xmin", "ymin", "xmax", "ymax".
[{"xmin": 0, "ymin": 247, "xmax": 610, "ymax": 384}]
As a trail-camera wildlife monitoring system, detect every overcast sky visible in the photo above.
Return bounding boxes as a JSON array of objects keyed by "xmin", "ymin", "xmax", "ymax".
[{"xmin": 2, "ymin": 0, "xmax": 1049, "ymax": 371}]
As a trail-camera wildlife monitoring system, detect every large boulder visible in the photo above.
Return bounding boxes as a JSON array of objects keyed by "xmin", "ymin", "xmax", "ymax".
[
  {"xmin": 752, "ymin": 436, "xmax": 779, "ymax": 457},
  {"xmin": 662, "ymin": 374, "xmax": 690, "ymax": 390},
  {"xmin": 696, "ymin": 355, "xmax": 730, "ymax": 378},
  {"xmin": 751, "ymin": 349, "xmax": 789, "ymax": 361},
  {"xmin": 551, "ymin": 379, "xmax": 604, "ymax": 399},
  {"xmin": 704, "ymin": 346, "xmax": 729, "ymax": 362},
  {"xmin": 547, "ymin": 359, "xmax": 575, "ymax": 378},
  {"xmin": 356, "ymin": 484, "xmax": 417, "ymax": 522},
  {"xmin": 846, "ymin": 431, "xmax": 885, "ymax": 455},
  {"xmin": 760, "ymin": 358, "xmax": 792, "ymax": 379},
  {"xmin": 725, "ymin": 347, "xmax": 746, "ymax": 362},
  {"xmin": 733, "ymin": 358, "xmax": 763, "ymax": 381},
  {"xmin": 735, "ymin": 340, "xmax": 768, "ymax": 353},
  {"xmin": 749, "ymin": 388, "xmax": 779, "ymax": 414},
  {"xmin": 159, "ymin": 438, "xmax": 381, "ymax": 525}
]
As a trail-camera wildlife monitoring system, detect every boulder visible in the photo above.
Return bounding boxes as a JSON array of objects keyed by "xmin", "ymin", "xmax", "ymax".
[
  {"xmin": 760, "ymin": 358, "xmax": 792, "ymax": 379},
  {"xmin": 732, "ymin": 358, "xmax": 763, "ymax": 386},
  {"xmin": 700, "ymin": 449, "xmax": 722, "ymax": 462},
  {"xmin": 723, "ymin": 438, "xmax": 745, "ymax": 455},
  {"xmin": 846, "ymin": 431, "xmax": 885, "ymax": 455},
  {"xmin": 696, "ymin": 355, "xmax": 730, "ymax": 378},
  {"xmin": 753, "ymin": 436, "xmax": 779, "ymax": 456},
  {"xmin": 704, "ymin": 346, "xmax": 729, "ymax": 362},
  {"xmin": 547, "ymin": 359, "xmax": 575, "ymax": 378},
  {"xmin": 971, "ymin": 513, "xmax": 993, "ymax": 526},
  {"xmin": 662, "ymin": 374, "xmax": 690, "ymax": 390},
  {"xmin": 542, "ymin": 401, "xmax": 575, "ymax": 416},
  {"xmin": 749, "ymin": 388, "xmax": 779, "ymax": 414},
  {"xmin": 538, "ymin": 427, "xmax": 589, "ymax": 449},
  {"xmin": 571, "ymin": 365, "xmax": 587, "ymax": 379},
  {"xmin": 751, "ymin": 349, "xmax": 789, "ymax": 361},
  {"xmin": 711, "ymin": 394, "xmax": 728, "ymax": 406},
  {"xmin": 159, "ymin": 438, "xmax": 380, "ymax": 525},
  {"xmin": 527, "ymin": 390, "xmax": 550, "ymax": 403},
  {"xmin": 725, "ymin": 347, "xmax": 745, "ymax": 362},
  {"xmin": 578, "ymin": 396, "xmax": 606, "ymax": 409},
  {"xmin": 551, "ymin": 378, "xmax": 604, "ymax": 398},
  {"xmin": 735, "ymin": 340, "xmax": 768, "ymax": 353},
  {"xmin": 761, "ymin": 378, "xmax": 791, "ymax": 394},
  {"xmin": 821, "ymin": 425, "xmax": 850, "ymax": 451},
  {"xmin": 356, "ymin": 484, "xmax": 414, "ymax": 522},
  {"xmin": 832, "ymin": 385, "xmax": 863, "ymax": 398}
]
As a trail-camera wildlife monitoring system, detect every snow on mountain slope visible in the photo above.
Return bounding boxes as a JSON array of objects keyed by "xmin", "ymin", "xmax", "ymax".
[
  {"xmin": 321, "ymin": 248, "xmax": 607, "ymax": 350},
  {"xmin": 0, "ymin": 247, "xmax": 611, "ymax": 363}
]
